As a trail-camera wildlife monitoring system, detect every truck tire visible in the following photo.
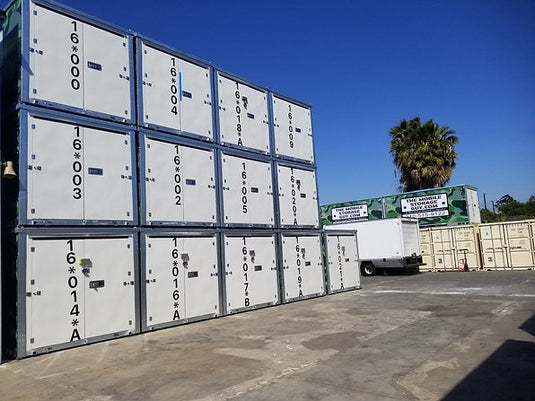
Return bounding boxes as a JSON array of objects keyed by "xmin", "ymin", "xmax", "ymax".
[{"xmin": 361, "ymin": 262, "xmax": 376, "ymax": 276}]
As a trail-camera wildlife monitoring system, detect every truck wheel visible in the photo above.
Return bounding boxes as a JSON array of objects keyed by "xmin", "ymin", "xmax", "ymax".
[{"xmin": 361, "ymin": 262, "xmax": 376, "ymax": 276}]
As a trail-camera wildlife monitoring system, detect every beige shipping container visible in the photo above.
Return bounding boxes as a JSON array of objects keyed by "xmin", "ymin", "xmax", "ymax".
[
  {"xmin": 430, "ymin": 228, "xmax": 457, "ymax": 271},
  {"xmin": 451, "ymin": 225, "xmax": 482, "ymax": 270},
  {"xmin": 419, "ymin": 228, "xmax": 434, "ymax": 271},
  {"xmin": 479, "ymin": 221, "xmax": 535, "ymax": 270},
  {"xmin": 425, "ymin": 225, "xmax": 481, "ymax": 271}
]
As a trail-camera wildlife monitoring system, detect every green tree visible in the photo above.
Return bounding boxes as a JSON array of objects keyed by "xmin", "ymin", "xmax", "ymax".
[
  {"xmin": 389, "ymin": 117, "xmax": 458, "ymax": 192},
  {"xmin": 480, "ymin": 208, "xmax": 502, "ymax": 223}
]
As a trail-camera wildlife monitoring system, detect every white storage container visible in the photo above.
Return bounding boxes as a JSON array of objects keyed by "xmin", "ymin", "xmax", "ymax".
[
  {"xmin": 220, "ymin": 153, "xmax": 274, "ymax": 227},
  {"xmin": 272, "ymin": 95, "xmax": 314, "ymax": 163},
  {"xmin": 277, "ymin": 164, "xmax": 319, "ymax": 228},
  {"xmin": 22, "ymin": 109, "xmax": 136, "ymax": 225},
  {"xmin": 323, "ymin": 232, "xmax": 361, "ymax": 293},
  {"xmin": 222, "ymin": 233, "xmax": 279, "ymax": 313},
  {"xmin": 142, "ymin": 232, "xmax": 219, "ymax": 330},
  {"xmin": 138, "ymin": 39, "xmax": 213, "ymax": 140},
  {"xmin": 216, "ymin": 72, "xmax": 270, "ymax": 153},
  {"xmin": 141, "ymin": 133, "xmax": 217, "ymax": 226},
  {"xmin": 279, "ymin": 233, "xmax": 325, "ymax": 302},
  {"xmin": 20, "ymin": 231, "xmax": 138, "ymax": 357},
  {"xmin": 18, "ymin": 0, "xmax": 134, "ymax": 122}
]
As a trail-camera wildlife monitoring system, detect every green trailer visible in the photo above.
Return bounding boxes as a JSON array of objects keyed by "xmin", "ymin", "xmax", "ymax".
[{"xmin": 321, "ymin": 185, "xmax": 481, "ymax": 228}]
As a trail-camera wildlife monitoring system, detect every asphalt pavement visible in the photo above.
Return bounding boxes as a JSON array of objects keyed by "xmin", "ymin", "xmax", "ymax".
[{"xmin": 1, "ymin": 270, "xmax": 534, "ymax": 401}]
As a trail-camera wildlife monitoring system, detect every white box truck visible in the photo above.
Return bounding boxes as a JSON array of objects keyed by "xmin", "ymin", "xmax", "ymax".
[{"xmin": 325, "ymin": 218, "xmax": 423, "ymax": 276}]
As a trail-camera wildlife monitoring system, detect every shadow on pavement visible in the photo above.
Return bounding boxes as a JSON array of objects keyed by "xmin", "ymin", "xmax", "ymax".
[
  {"xmin": 519, "ymin": 313, "xmax": 535, "ymax": 337},
  {"xmin": 442, "ymin": 338, "xmax": 535, "ymax": 400}
]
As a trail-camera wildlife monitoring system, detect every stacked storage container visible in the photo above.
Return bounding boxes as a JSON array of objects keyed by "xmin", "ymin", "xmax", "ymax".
[
  {"xmin": 0, "ymin": 0, "xmax": 139, "ymax": 358},
  {"xmin": 135, "ymin": 38, "xmax": 222, "ymax": 329},
  {"xmin": 1, "ymin": 0, "xmax": 360, "ymax": 360}
]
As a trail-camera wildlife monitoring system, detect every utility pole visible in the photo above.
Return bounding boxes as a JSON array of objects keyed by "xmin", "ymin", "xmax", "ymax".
[{"xmin": 483, "ymin": 193, "xmax": 488, "ymax": 210}]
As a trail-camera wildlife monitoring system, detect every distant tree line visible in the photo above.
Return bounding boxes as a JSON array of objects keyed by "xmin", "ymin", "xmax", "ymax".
[{"xmin": 481, "ymin": 194, "xmax": 535, "ymax": 223}]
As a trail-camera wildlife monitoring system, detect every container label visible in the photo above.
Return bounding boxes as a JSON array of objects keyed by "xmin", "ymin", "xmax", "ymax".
[
  {"xmin": 401, "ymin": 194, "xmax": 449, "ymax": 218},
  {"xmin": 332, "ymin": 204, "xmax": 368, "ymax": 222}
]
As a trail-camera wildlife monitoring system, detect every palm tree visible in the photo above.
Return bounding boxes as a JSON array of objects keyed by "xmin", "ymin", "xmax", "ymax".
[{"xmin": 389, "ymin": 117, "xmax": 458, "ymax": 192}]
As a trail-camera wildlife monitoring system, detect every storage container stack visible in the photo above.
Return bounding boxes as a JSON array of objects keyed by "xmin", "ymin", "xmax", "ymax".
[
  {"xmin": 1, "ymin": 0, "xmax": 140, "ymax": 359},
  {"xmin": 0, "ymin": 0, "xmax": 361, "ymax": 359}
]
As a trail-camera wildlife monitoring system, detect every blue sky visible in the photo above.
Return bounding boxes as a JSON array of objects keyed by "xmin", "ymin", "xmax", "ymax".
[{"xmin": 4, "ymin": 0, "xmax": 534, "ymax": 207}]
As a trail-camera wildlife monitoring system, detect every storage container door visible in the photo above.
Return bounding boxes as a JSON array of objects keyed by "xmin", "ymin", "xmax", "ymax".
[
  {"xmin": 507, "ymin": 238, "xmax": 533, "ymax": 268},
  {"xmin": 145, "ymin": 237, "xmax": 187, "ymax": 326},
  {"xmin": 82, "ymin": 128, "xmax": 133, "ymax": 222},
  {"xmin": 272, "ymin": 97, "xmax": 314, "ymax": 163},
  {"xmin": 178, "ymin": 59, "xmax": 213, "ymax": 139},
  {"xmin": 82, "ymin": 23, "xmax": 132, "ymax": 120},
  {"xmin": 27, "ymin": 117, "xmax": 85, "ymax": 221},
  {"xmin": 221, "ymin": 155, "xmax": 251, "ymax": 225},
  {"xmin": 278, "ymin": 166, "xmax": 318, "ymax": 227},
  {"xmin": 282, "ymin": 236, "xmax": 324, "ymax": 299},
  {"xmin": 340, "ymin": 236, "xmax": 360, "ymax": 289},
  {"xmin": 224, "ymin": 236, "xmax": 252, "ymax": 311},
  {"xmin": 26, "ymin": 238, "xmax": 85, "ymax": 350},
  {"xmin": 506, "ymin": 224, "xmax": 533, "ymax": 268},
  {"xmin": 145, "ymin": 138, "xmax": 184, "ymax": 223},
  {"xmin": 326, "ymin": 236, "xmax": 342, "ymax": 292},
  {"xmin": 217, "ymin": 75, "xmax": 270, "ymax": 152},
  {"xmin": 277, "ymin": 166, "xmax": 295, "ymax": 226},
  {"xmin": 181, "ymin": 146, "xmax": 217, "ymax": 224},
  {"xmin": 83, "ymin": 238, "xmax": 136, "ymax": 338},
  {"xmin": 183, "ymin": 237, "xmax": 219, "ymax": 319},
  {"xmin": 295, "ymin": 236, "xmax": 324, "ymax": 296},
  {"xmin": 242, "ymin": 237, "xmax": 278, "ymax": 307},
  {"xmin": 327, "ymin": 236, "xmax": 360, "ymax": 291},
  {"xmin": 295, "ymin": 169, "xmax": 319, "ymax": 226},
  {"xmin": 140, "ymin": 44, "xmax": 180, "ymax": 131},
  {"xmin": 29, "ymin": 4, "xmax": 84, "ymax": 109},
  {"xmin": 244, "ymin": 159, "xmax": 274, "ymax": 225}
]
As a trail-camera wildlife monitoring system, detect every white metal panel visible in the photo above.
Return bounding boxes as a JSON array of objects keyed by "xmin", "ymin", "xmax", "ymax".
[
  {"xmin": 401, "ymin": 220, "xmax": 420, "ymax": 256},
  {"xmin": 140, "ymin": 43, "xmax": 180, "ymax": 130},
  {"xmin": 26, "ymin": 238, "xmax": 85, "ymax": 350},
  {"xmin": 145, "ymin": 237, "xmax": 187, "ymax": 326},
  {"xmin": 281, "ymin": 235, "xmax": 324, "ymax": 300},
  {"xmin": 272, "ymin": 96, "xmax": 314, "ymax": 163},
  {"xmin": 140, "ymin": 44, "xmax": 212, "ymax": 139},
  {"xmin": 178, "ymin": 58, "xmax": 213, "ymax": 139},
  {"xmin": 26, "ymin": 116, "xmax": 84, "ymax": 220},
  {"xmin": 28, "ymin": 4, "xmax": 131, "ymax": 119},
  {"xmin": 82, "ymin": 23, "xmax": 131, "ymax": 119},
  {"xmin": 145, "ymin": 138, "xmax": 217, "ymax": 224},
  {"xmin": 181, "ymin": 237, "xmax": 219, "ymax": 319},
  {"xmin": 29, "ymin": 4, "xmax": 84, "ymax": 109},
  {"xmin": 82, "ymin": 127, "xmax": 133, "ymax": 221},
  {"xmin": 277, "ymin": 166, "xmax": 319, "ymax": 227},
  {"xmin": 326, "ymin": 235, "xmax": 360, "ymax": 292},
  {"xmin": 465, "ymin": 188, "xmax": 481, "ymax": 224},
  {"xmin": 221, "ymin": 155, "xmax": 274, "ymax": 225},
  {"xmin": 82, "ymin": 238, "xmax": 135, "ymax": 338},
  {"xmin": 223, "ymin": 235, "xmax": 278, "ymax": 312},
  {"xmin": 180, "ymin": 146, "xmax": 217, "ymax": 223},
  {"xmin": 217, "ymin": 74, "xmax": 270, "ymax": 152}
]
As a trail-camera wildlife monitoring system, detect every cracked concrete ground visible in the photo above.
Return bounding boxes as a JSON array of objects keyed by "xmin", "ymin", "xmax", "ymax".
[{"xmin": 1, "ymin": 271, "xmax": 534, "ymax": 401}]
